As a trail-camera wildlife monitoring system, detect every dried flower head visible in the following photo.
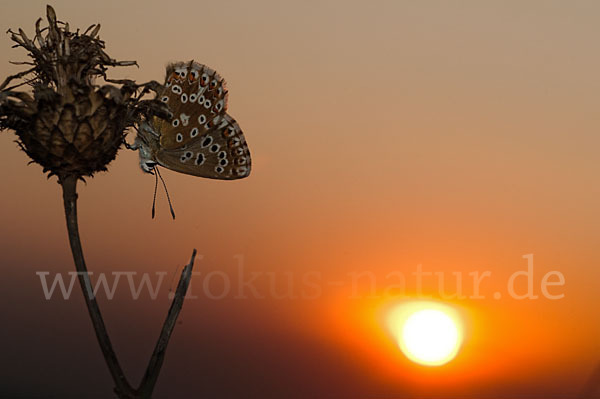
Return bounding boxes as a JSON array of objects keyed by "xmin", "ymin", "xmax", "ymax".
[{"xmin": 0, "ymin": 5, "xmax": 165, "ymax": 181}]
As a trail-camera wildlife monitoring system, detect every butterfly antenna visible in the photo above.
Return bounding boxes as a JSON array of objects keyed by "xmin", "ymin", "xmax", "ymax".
[
  {"xmin": 151, "ymin": 167, "xmax": 158, "ymax": 219},
  {"xmin": 156, "ymin": 167, "xmax": 176, "ymax": 219}
]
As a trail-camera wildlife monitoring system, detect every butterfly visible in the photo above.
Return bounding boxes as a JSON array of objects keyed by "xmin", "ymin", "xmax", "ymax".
[{"xmin": 132, "ymin": 60, "xmax": 251, "ymax": 180}]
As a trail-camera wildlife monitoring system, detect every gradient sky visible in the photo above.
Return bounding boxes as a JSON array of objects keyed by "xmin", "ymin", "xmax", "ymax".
[{"xmin": 1, "ymin": 1, "xmax": 599, "ymax": 398}]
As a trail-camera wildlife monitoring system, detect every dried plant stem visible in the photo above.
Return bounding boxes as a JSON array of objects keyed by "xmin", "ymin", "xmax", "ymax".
[
  {"xmin": 137, "ymin": 249, "xmax": 196, "ymax": 397},
  {"xmin": 61, "ymin": 175, "xmax": 135, "ymax": 397},
  {"xmin": 60, "ymin": 174, "xmax": 196, "ymax": 398}
]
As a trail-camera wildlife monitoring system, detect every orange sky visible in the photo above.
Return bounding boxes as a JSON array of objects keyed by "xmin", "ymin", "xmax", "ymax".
[{"xmin": 0, "ymin": 1, "xmax": 599, "ymax": 398}]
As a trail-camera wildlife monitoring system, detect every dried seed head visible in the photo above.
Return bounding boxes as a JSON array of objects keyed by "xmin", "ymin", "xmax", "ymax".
[{"xmin": 0, "ymin": 6, "xmax": 165, "ymax": 181}]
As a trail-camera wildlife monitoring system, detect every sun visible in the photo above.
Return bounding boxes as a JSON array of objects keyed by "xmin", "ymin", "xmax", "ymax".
[{"xmin": 386, "ymin": 302, "xmax": 463, "ymax": 366}]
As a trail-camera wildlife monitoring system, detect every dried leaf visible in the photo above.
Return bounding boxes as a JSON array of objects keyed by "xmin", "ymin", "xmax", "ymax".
[
  {"xmin": 89, "ymin": 24, "xmax": 101, "ymax": 38},
  {"xmin": 46, "ymin": 5, "xmax": 56, "ymax": 25}
]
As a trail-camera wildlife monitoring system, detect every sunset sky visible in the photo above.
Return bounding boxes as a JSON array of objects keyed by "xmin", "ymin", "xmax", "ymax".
[{"xmin": 0, "ymin": 1, "xmax": 599, "ymax": 398}]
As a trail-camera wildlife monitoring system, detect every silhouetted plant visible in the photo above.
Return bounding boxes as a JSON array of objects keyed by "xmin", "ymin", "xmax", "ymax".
[{"xmin": 0, "ymin": 6, "xmax": 195, "ymax": 398}]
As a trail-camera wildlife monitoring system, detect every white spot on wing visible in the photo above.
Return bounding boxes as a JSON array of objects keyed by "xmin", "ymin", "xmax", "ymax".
[
  {"xmin": 171, "ymin": 85, "xmax": 182, "ymax": 95},
  {"xmin": 201, "ymin": 135, "xmax": 213, "ymax": 148},
  {"xmin": 180, "ymin": 113, "xmax": 190, "ymax": 126}
]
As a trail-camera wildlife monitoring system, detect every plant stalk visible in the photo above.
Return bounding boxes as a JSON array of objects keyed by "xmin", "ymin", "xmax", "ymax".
[
  {"xmin": 61, "ymin": 174, "xmax": 136, "ymax": 398},
  {"xmin": 60, "ymin": 174, "xmax": 196, "ymax": 398}
]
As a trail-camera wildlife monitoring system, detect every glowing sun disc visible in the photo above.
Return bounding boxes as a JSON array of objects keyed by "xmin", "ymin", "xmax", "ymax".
[{"xmin": 386, "ymin": 302, "xmax": 463, "ymax": 366}]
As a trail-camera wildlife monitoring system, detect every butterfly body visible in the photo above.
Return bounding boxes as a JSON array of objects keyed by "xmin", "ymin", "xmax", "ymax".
[{"xmin": 133, "ymin": 61, "xmax": 251, "ymax": 180}]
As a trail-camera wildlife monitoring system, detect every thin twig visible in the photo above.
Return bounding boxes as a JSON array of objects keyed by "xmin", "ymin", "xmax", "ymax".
[
  {"xmin": 0, "ymin": 66, "xmax": 36, "ymax": 91},
  {"xmin": 136, "ymin": 250, "xmax": 196, "ymax": 397}
]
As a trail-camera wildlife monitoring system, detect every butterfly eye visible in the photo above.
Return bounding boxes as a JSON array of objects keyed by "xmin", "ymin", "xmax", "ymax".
[
  {"xmin": 161, "ymin": 96, "xmax": 169, "ymax": 103},
  {"xmin": 176, "ymin": 133, "xmax": 183, "ymax": 143},
  {"xmin": 204, "ymin": 100, "xmax": 212, "ymax": 109},
  {"xmin": 201, "ymin": 135, "xmax": 213, "ymax": 148},
  {"xmin": 171, "ymin": 85, "xmax": 182, "ymax": 95},
  {"xmin": 215, "ymin": 166, "xmax": 224, "ymax": 174},
  {"xmin": 210, "ymin": 143, "xmax": 220, "ymax": 153},
  {"xmin": 172, "ymin": 119, "xmax": 180, "ymax": 127},
  {"xmin": 189, "ymin": 94, "xmax": 197, "ymax": 102},
  {"xmin": 195, "ymin": 153, "xmax": 205, "ymax": 165},
  {"xmin": 190, "ymin": 127, "xmax": 199, "ymax": 137},
  {"xmin": 198, "ymin": 115, "xmax": 207, "ymax": 124}
]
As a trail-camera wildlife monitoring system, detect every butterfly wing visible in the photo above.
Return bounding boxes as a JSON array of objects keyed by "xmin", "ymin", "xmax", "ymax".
[
  {"xmin": 149, "ymin": 60, "xmax": 251, "ymax": 179},
  {"xmin": 155, "ymin": 113, "xmax": 251, "ymax": 180},
  {"xmin": 154, "ymin": 61, "xmax": 229, "ymax": 150}
]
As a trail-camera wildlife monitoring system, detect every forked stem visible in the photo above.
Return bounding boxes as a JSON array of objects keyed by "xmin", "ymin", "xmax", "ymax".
[{"xmin": 60, "ymin": 174, "xmax": 196, "ymax": 398}]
